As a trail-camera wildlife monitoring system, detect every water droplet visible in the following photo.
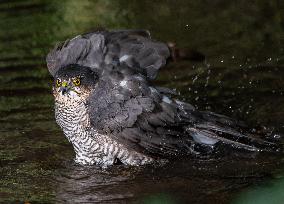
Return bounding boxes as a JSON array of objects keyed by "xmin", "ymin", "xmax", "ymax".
[
  {"xmin": 205, "ymin": 76, "xmax": 210, "ymax": 87},
  {"xmin": 206, "ymin": 106, "xmax": 211, "ymax": 110},
  {"xmin": 192, "ymin": 75, "xmax": 198, "ymax": 84},
  {"xmin": 273, "ymin": 134, "xmax": 281, "ymax": 139}
]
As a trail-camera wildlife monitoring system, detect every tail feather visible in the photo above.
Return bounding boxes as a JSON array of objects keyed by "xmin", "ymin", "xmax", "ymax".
[{"xmin": 186, "ymin": 111, "xmax": 281, "ymax": 152}]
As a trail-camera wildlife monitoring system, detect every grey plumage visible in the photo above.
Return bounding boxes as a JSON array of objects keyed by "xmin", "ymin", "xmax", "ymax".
[
  {"xmin": 47, "ymin": 30, "xmax": 279, "ymax": 167},
  {"xmin": 47, "ymin": 30, "xmax": 169, "ymax": 80}
]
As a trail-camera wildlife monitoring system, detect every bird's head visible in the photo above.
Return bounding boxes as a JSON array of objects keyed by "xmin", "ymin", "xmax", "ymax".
[{"xmin": 53, "ymin": 64, "xmax": 98, "ymax": 102}]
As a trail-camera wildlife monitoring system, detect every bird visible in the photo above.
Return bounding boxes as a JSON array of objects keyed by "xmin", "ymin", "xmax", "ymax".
[{"xmin": 46, "ymin": 29, "xmax": 279, "ymax": 167}]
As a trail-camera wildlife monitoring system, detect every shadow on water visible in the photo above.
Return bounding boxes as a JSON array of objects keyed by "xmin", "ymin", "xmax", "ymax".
[{"xmin": 0, "ymin": 0, "xmax": 284, "ymax": 203}]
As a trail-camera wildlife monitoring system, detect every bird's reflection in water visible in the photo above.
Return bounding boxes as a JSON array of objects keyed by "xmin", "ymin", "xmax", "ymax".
[
  {"xmin": 54, "ymin": 153, "xmax": 282, "ymax": 204},
  {"xmin": 55, "ymin": 162, "xmax": 138, "ymax": 203}
]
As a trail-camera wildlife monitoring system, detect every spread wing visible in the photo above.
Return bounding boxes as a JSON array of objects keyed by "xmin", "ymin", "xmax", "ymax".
[{"xmin": 46, "ymin": 29, "xmax": 169, "ymax": 79}]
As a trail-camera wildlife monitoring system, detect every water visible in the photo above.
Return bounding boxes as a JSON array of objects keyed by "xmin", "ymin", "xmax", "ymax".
[{"xmin": 0, "ymin": 0, "xmax": 284, "ymax": 203}]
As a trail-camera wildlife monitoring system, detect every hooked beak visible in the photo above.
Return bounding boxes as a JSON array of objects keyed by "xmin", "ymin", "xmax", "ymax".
[{"xmin": 59, "ymin": 81, "xmax": 70, "ymax": 95}]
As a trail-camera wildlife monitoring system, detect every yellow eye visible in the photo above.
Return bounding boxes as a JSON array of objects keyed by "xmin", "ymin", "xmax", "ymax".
[
  {"xmin": 56, "ymin": 79, "xmax": 61, "ymax": 87},
  {"xmin": 73, "ymin": 77, "xmax": 81, "ymax": 86}
]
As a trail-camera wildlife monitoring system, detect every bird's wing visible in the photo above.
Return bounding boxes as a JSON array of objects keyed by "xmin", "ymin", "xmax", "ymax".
[
  {"xmin": 46, "ymin": 33, "xmax": 105, "ymax": 76},
  {"xmin": 46, "ymin": 30, "xmax": 170, "ymax": 79},
  {"xmin": 88, "ymin": 67, "xmax": 280, "ymax": 158},
  {"xmin": 87, "ymin": 67, "xmax": 194, "ymax": 157},
  {"xmin": 102, "ymin": 30, "xmax": 170, "ymax": 80}
]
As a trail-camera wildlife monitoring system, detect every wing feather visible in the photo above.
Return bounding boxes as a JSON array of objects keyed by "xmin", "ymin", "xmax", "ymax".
[
  {"xmin": 88, "ymin": 70, "xmax": 280, "ymax": 157},
  {"xmin": 46, "ymin": 30, "xmax": 170, "ymax": 79}
]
